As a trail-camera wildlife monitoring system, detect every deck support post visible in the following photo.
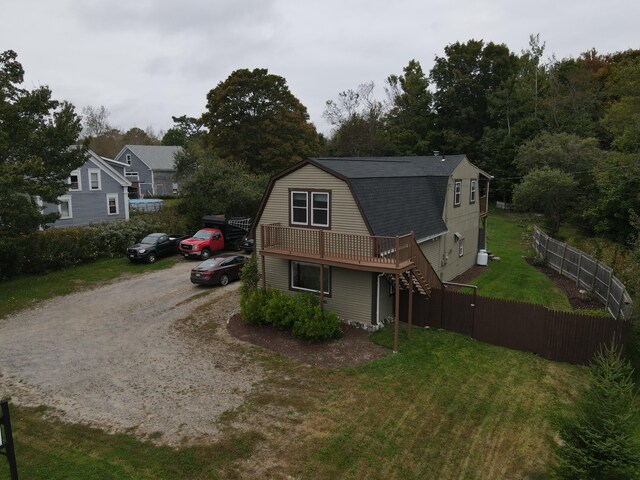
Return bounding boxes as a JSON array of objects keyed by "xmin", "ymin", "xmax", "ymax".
[
  {"xmin": 319, "ymin": 263, "xmax": 324, "ymax": 310},
  {"xmin": 408, "ymin": 273, "xmax": 413, "ymax": 339},
  {"xmin": 393, "ymin": 274, "xmax": 400, "ymax": 353}
]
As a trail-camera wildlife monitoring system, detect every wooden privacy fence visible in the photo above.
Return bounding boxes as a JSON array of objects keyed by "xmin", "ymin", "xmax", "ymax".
[
  {"xmin": 531, "ymin": 226, "xmax": 632, "ymax": 320},
  {"xmin": 400, "ymin": 289, "xmax": 625, "ymax": 365}
]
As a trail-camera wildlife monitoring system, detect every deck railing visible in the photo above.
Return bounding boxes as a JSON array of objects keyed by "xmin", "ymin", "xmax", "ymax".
[{"xmin": 261, "ymin": 223, "xmax": 413, "ymax": 267}]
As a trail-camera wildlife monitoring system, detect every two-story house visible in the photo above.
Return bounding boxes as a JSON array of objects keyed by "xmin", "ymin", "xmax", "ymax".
[
  {"xmin": 253, "ymin": 155, "xmax": 490, "ymax": 329},
  {"xmin": 41, "ymin": 149, "xmax": 131, "ymax": 228},
  {"xmin": 113, "ymin": 145, "xmax": 182, "ymax": 198}
]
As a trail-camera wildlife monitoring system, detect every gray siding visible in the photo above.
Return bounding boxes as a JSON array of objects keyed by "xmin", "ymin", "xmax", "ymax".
[
  {"xmin": 114, "ymin": 147, "xmax": 178, "ymax": 197},
  {"xmin": 44, "ymin": 159, "xmax": 128, "ymax": 228}
]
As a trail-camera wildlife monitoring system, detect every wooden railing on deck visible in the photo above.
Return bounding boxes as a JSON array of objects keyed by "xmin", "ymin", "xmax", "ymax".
[
  {"xmin": 479, "ymin": 195, "xmax": 488, "ymax": 216},
  {"xmin": 409, "ymin": 236, "xmax": 443, "ymax": 290},
  {"xmin": 262, "ymin": 223, "xmax": 413, "ymax": 267}
]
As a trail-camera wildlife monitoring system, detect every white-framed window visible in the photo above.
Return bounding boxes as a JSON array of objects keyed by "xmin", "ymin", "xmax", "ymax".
[
  {"xmin": 454, "ymin": 180, "xmax": 462, "ymax": 207},
  {"xmin": 290, "ymin": 261, "xmax": 330, "ymax": 295},
  {"xmin": 311, "ymin": 192, "xmax": 329, "ymax": 227},
  {"xmin": 459, "ymin": 238, "xmax": 465, "ymax": 257},
  {"xmin": 88, "ymin": 168, "xmax": 102, "ymax": 190},
  {"xmin": 126, "ymin": 154, "xmax": 132, "ymax": 165},
  {"xmin": 58, "ymin": 195, "xmax": 73, "ymax": 219},
  {"xmin": 107, "ymin": 193, "xmax": 119, "ymax": 215},
  {"xmin": 291, "ymin": 191, "xmax": 308, "ymax": 225},
  {"xmin": 470, "ymin": 179, "xmax": 477, "ymax": 204},
  {"xmin": 68, "ymin": 170, "xmax": 82, "ymax": 191}
]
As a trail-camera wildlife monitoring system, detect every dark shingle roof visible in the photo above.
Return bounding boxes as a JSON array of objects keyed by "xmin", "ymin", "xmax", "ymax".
[{"xmin": 311, "ymin": 156, "xmax": 466, "ymax": 239}]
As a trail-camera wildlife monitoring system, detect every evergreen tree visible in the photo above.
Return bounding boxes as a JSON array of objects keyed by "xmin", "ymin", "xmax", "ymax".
[{"xmin": 553, "ymin": 344, "xmax": 640, "ymax": 479}]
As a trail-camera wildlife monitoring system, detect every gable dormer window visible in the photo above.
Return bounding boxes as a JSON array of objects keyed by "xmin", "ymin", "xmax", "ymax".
[
  {"xmin": 454, "ymin": 180, "xmax": 462, "ymax": 207},
  {"xmin": 126, "ymin": 154, "xmax": 132, "ymax": 165},
  {"xmin": 89, "ymin": 168, "xmax": 102, "ymax": 190},
  {"xmin": 470, "ymin": 179, "xmax": 477, "ymax": 204},
  {"xmin": 68, "ymin": 170, "xmax": 81, "ymax": 191}
]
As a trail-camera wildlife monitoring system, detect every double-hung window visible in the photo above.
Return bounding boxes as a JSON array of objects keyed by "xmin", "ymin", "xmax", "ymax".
[
  {"xmin": 454, "ymin": 180, "xmax": 462, "ymax": 207},
  {"xmin": 311, "ymin": 192, "xmax": 329, "ymax": 227},
  {"xmin": 89, "ymin": 168, "xmax": 101, "ymax": 191},
  {"xmin": 68, "ymin": 170, "xmax": 81, "ymax": 191},
  {"xmin": 291, "ymin": 191, "xmax": 308, "ymax": 225},
  {"xmin": 470, "ymin": 179, "xmax": 477, "ymax": 204},
  {"xmin": 107, "ymin": 194, "xmax": 119, "ymax": 215},
  {"xmin": 290, "ymin": 190, "xmax": 330, "ymax": 227}
]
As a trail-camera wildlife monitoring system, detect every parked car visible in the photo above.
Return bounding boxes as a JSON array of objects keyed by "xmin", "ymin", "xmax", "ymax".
[
  {"xmin": 127, "ymin": 233, "xmax": 189, "ymax": 263},
  {"xmin": 241, "ymin": 237, "xmax": 254, "ymax": 253},
  {"xmin": 190, "ymin": 256, "xmax": 246, "ymax": 286}
]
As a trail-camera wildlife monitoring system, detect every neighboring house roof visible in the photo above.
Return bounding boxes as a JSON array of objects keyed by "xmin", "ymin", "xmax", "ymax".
[
  {"xmin": 117, "ymin": 145, "xmax": 182, "ymax": 171},
  {"xmin": 254, "ymin": 155, "xmax": 487, "ymax": 241}
]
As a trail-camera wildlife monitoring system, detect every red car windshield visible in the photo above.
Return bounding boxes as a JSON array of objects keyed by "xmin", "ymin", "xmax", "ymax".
[{"xmin": 192, "ymin": 230, "xmax": 212, "ymax": 240}]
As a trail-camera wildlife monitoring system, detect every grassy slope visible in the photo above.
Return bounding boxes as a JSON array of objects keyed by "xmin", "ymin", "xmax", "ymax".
[
  {"xmin": 0, "ymin": 255, "xmax": 181, "ymax": 319},
  {"xmin": 470, "ymin": 212, "xmax": 572, "ymax": 310}
]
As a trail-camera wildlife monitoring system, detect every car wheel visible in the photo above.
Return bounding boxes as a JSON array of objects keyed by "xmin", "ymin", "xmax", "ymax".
[
  {"xmin": 201, "ymin": 249, "xmax": 211, "ymax": 260},
  {"xmin": 146, "ymin": 253, "xmax": 157, "ymax": 264},
  {"xmin": 220, "ymin": 274, "xmax": 229, "ymax": 286}
]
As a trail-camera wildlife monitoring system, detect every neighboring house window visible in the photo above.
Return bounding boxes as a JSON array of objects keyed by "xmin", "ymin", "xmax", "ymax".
[
  {"xmin": 89, "ymin": 168, "xmax": 102, "ymax": 190},
  {"xmin": 59, "ymin": 195, "xmax": 72, "ymax": 219},
  {"xmin": 172, "ymin": 183, "xmax": 179, "ymax": 194},
  {"xmin": 290, "ymin": 261, "xmax": 330, "ymax": 295},
  {"xmin": 459, "ymin": 238, "xmax": 465, "ymax": 257},
  {"xmin": 290, "ymin": 190, "xmax": 330, "ymax": 227},
  {"xmin": 311, "ymin": 192, "xmax": 329, "ymax": 227},
  {"xmin": 126, "ymin": 154, "xmax": 132, "ymax": 165},
  {"xmin": 454, "ymin": 180, "xmax": 462, "ymax": 207},
  {"xmin": 470, "ymin": 179, "xmax": 477, "ymax": 204},
  {"xmin": 291, "ymin": 191, "xmax": 308, "ymax": 225},
  {"xmin": 107, "ymin": 193, "xmax": 119, "ymax": 215},
  {"xmin": 68, "ymin": 170, "xmax": 81, "ymax": 191}
]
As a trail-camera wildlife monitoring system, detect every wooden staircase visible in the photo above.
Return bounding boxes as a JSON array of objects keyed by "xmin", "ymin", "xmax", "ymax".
[{"xmin": 391, "ymin": 236, "xmax": 443, "ymax": 297}]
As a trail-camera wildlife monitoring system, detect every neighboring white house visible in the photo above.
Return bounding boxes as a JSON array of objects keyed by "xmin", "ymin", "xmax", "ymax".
[{"xmin": 41, "ymin": 149, "xmax": 131, "ymax": 228}]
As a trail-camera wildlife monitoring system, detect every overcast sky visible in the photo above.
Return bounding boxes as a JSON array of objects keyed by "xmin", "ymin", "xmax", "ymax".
[{"xmin": 2, "ymin": 0, "xmax": 638, "ymax": 136}]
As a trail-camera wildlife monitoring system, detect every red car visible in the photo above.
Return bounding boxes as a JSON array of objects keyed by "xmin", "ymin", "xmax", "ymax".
[{"xmin": 190, "ymin": 256, "xmax": 246, "ymax": 286}]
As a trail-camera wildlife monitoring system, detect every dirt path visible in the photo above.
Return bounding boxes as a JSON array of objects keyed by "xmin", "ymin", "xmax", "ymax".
[{"xmin": 0, "ymin": 260, "xmax": 264, "ymax": 446}]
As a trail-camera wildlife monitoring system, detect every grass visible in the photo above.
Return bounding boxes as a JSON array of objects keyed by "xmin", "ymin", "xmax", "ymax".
[
  {"xmin": 0, "ymin": 255, "xmax": 181, "ymax": 319},
  {"xmin": 0, "ymin": 325, "xmax": 586, "ymax": 479},
  {"xmin": 469, "ymin": 211, "xmax": 572, "ymax": 310}
]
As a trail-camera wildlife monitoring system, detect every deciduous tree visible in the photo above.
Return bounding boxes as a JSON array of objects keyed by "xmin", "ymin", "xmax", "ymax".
[{"xmin": 202, "ymin": 68, "xmax": 320, "ymax": 174}]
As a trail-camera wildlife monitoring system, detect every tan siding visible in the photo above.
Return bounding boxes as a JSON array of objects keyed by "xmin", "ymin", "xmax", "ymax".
[
  {"xmin": 262, "ymin": 257, "xmax": 373, "ymax": 325},
  {"xmin": 419, "ymin": 237, "xmax": 442, "ymax": 275},
  {"xmin": 440, "ymin": 158, "xmax": 482, "ymax": 281}
]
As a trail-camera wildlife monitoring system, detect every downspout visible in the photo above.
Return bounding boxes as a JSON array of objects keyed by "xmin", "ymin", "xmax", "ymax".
[{"xmin": 376, "ymin": 273, "xmax": 385, "ymax": 325}]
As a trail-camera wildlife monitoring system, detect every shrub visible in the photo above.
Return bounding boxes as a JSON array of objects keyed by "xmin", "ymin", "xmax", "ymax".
[
  {"xmin": 240, "ymin": 288, "xmax": 272, "ymax": 326},
  {"xmin": 552, "ymin": 344, "xmax": 640, "ymax": 479},
  {"xmin": 239, "ymin": 253, "xmax": 260, "ymax": 299},
  {"xmin": 292, "ymin": 308, "xmax": 342, "ymax": 342},
  {"xmin": 264, "ymin": 289, "xmax": 298, "ymax": 329}
]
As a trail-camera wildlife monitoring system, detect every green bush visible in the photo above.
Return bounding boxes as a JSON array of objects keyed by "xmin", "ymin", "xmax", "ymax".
[
  {"xmin": 0, "ymin": 207, "xmax": 187, "ymax": 280},
  {"xmin": 239, "ymin": 286, "xmax": 342, "ymax": 342},
  {"xmin": 240, "ymin": 288, "xmax": 272, "ymax": 325},
  {"xmin": 292, "ymin": 309, "xmax": 342, "ymax": 342}
]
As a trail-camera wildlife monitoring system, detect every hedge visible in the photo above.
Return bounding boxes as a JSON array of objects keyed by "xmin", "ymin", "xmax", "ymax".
[{"xmin": 0, "ymin": 209, "xmax": 188, "ymax": 280}]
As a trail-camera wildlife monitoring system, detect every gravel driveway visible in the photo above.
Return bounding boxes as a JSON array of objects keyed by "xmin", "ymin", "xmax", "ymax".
[{"xmin": 0, "ymin": 259, "xmax": 264, "ymax": 446}]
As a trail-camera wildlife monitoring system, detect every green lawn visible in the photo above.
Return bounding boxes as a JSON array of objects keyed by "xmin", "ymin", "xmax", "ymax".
[
  {"xmin": 0, "ymin": 324, "xmax": 585, "ymax": 480},
  {"xmin": 470, "ymin": 212, "xmax": 572, "ymax": 310},
  {"xmin": 0, "ymin": 255, "xmax": 181, "ymax": 319}
]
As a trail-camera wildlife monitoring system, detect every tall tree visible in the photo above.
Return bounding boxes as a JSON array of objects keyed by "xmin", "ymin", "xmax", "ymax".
[
  {"xmin": 430, "ymin": 39, "xmax": 520, "ymax": 158},
  {"xmin": 162, "ymin": 115, "xmax": 204, "ymax": 146},
  {"xmin": 384, "ymin": 60, "xmax": 434, "ymax": 155},
  {"xmin": 0, "ymin": 50, "xmax": 86, "ymax": 234},
  {"xmin": 202, "ymin": 68, "xmax": 320, "ymax": 174},
  {"xmin": 323, "ymin": 82, "xmax": 389, "ymax": 156}
]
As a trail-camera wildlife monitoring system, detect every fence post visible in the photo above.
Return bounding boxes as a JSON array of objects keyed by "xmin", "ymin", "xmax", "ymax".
[
  {"xmin": 576, "ymin": 253, "xmax": 582, "ymax": 286},
  {"xmin": 592, "ymin": 261, "xmax": 599, "ymax": 290},
  {"xmin": 559, "ymin": 243, "xmax": 567, "ymax": 275},
  {"xmin": 605, "ymin": 271, "xmax": 614, "ymax": 308},
  {"xmin": 617, "ymin": 286, "xmax": 627, "ymax": 320},
  {"xmin": 0, "ymin": 399, "xmax": 19, "ymax": 480},
  {"xmin": 543, "ymin": 234, "xmax": 550, "ymax": 260}
]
